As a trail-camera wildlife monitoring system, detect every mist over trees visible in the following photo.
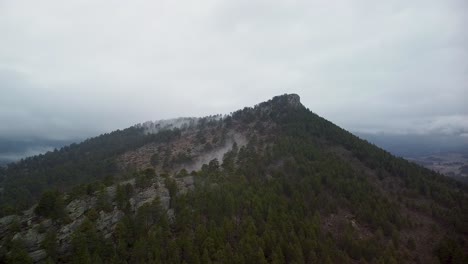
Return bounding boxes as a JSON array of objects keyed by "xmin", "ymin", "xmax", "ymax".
[{"xmin": 0, "ymin": 95, "xmax": 466, "ymax": 263}]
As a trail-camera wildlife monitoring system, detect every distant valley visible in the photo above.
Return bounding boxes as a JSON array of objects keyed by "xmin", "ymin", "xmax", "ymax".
[
  {"xmin": 358, "ymin": 132, "xmax": 468, "ymax": 182},
  {"xmin": 407, "ymin": 153, "xmax": 468, "ymax": 183}
]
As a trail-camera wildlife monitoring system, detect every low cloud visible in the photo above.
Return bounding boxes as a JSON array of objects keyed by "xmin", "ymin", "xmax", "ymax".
[
  {"xmin": 0, "ymin": 0, "xmax": 466, "ymax": 140},
  {"xmin": 0, "ymin": 146, "xmax": 54, "ymax": 163},
  {"xmin": 349, "ymin": 114, "xmax": 468, "ymax": 137}
]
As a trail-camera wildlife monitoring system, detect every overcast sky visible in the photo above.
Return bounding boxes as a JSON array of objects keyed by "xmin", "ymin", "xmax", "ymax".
[{"xmin": 1, "ymin": 0, "xmax": 467, "ymax": 141}]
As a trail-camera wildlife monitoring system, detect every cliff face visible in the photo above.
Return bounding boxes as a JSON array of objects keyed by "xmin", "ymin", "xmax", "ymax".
[{"xmin": 275, "ymin": 93, "xmax": 301, "ymax": 108}]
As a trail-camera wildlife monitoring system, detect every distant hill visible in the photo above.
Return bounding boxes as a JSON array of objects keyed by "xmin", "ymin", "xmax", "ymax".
[
  {"xmin": 0, "ymin": 138, "xmax": 77, "ymax": 166},
  {"xmin": 0, "ymin": 94, "xmax": 466, "ymax": 263},
  {"xmin": 356, "ymin": 132, "xmax": 468, "ymax": 158},
  {"xmin": 357, "ymin": 133, "xmax": 468, "ymax": 183}
]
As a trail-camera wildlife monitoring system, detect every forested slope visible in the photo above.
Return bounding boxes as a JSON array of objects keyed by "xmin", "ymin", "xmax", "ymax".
[{"xmin": 0, "ymin": 94, "xmax": 466, "ymax": 263}]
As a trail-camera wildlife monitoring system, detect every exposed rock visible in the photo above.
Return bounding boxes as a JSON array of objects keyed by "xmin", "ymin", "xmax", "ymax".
[
  {"xmin": 29, "ymin": 249, "xmax": 47, "ymax": 263},
  {"xmin": 122, "ymin": 178, "xmax": 136, "ymax": 186},
  {"xmin": 0, "ymin": 215, "xmax": 20, "ymax": 237},
  {"xmin": 66, "ymin": 199, "xmax": 87, "ymax": 220},
  {"xmin": 57, "ymin": 216, "xmax": 85, "ymax": 254},
  {"xmin": 96, "ymin": 209, "xmax": 124, "ymax": 239},
  {"xmin": 1, "ymin": 172, "xmax": 194, "ymax": 261},
  {"xmin": 134, "ymin": 185, "xmax": 159, "ymax": 209},
  {"xmin": 66, "ymin": 197, "xmax": 96, "ymax": 220},
  {"xmin": 182, "ymin": 176, "xmax": 194, "ymax": 187},
  {"xmin": 167, "ymin": 209, "xmax": 175, "ymax": 221},
  {"xmin": 22, "ymin": 206, "xmax": 37, "ymax": 224},
  {"xmin": 128, "ymin": 197, "xmax": 136, "ymax": 212},
  {"xmin": 156, "ymin": 185, "xmax": 170, "ymax": 211},
  {"xmin": 176, "ymin": 176, "xmax": 195, "ymax": 194},
  {"xmin": 39, "ymin": 219, "xmax": 52, "ymax": 230},
  {"xmin": 22, "ymin": 205, "xmax": 36, "ymax": 217},
  {"xmin": 284, "ymin": 93, "xmax": 301, "ymax": 107},
  {"xmin": 106, "ymin": 185, "xmax": 117, "ymax": 199},
  {"xmin": 0, "ymin": 214, "xmax": 19, "ymax": 226},
  {"xmin": 13, "ymin": 228, "xmax": 44, "ymax": 251},
  {"xmin": 271, "ymin": 93, "xmax": 302, "ymax": 108}
]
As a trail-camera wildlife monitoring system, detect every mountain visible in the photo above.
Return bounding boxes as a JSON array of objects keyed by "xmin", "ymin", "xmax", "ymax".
[
  {"xmin": 0, "ymin": 138, "xmax": 77, "ymax": 167},
  {"xmin": 0, "ymin": 94, "xmax": 467, "ymax": 263}
]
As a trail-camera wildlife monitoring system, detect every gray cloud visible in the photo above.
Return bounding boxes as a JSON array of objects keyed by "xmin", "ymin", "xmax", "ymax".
[
  {"xmin": 0, "ymin": 0, "xmax": 467, "ymax": 141},
  {"xmin": 0, "ymin": 146, "xmax": 54, "ymax": 163}
]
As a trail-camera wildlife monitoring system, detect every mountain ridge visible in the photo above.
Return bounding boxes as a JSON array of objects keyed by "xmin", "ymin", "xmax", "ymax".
[{"xmin": 0, "ymin": 94, "xmax": 467, "ymax": 263}]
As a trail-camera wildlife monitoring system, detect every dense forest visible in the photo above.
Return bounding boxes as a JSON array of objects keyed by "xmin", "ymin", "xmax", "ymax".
[
  {"xmin": 0, "ymin": 126, "xmax": 184, "ymax": 216},
  {"xmin": 0, "ymin": 94, "xmax": 467, "ymax": 263}
]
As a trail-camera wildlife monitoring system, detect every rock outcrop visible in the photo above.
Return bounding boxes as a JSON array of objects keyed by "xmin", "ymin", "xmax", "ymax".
[
  {"xmin": 96, "ymin": 209, "xmax": 124, "ymax": 239},
  {"xmin": 0, "ymin": 172, "xmax": 195, "ymax": 263}
]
